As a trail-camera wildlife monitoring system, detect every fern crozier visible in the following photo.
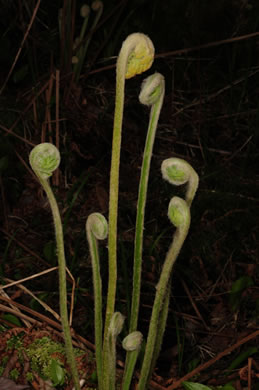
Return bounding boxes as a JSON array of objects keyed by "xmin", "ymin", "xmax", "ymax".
[{"xmin": 29, "ymin": 143, "xmax": 60, "ymax": 180}]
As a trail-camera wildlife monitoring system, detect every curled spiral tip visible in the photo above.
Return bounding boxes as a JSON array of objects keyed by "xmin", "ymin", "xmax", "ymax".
[
  {"xmin": 122, "ymin": 331, "xmax": 143, "ymax": 352},
  {"xmin": 87, "ymin": 212, "xmax": 108, "ymax": 240},
  {"xmin": 29, "ymin": 143, "xmax": 60, "ymax": 180},
  {"xmin": 91, "ymin": 0, "xmax": 103, "ymax": 11},
  {"xmin": 168, "ymin": 196, "xmax": 190, "ymax": 229},
  {"xmin": 139, "ymin": 72, "xmax": 165, "ymax": 106},
  {"xmin": 161, "ymin": 157, "xmax": 193, "ymax": 186},
  {"xmin": 108, "ymin": 312, "xmax": 125, "ymax": 337},
  {"xmin": 80, "ymin": 4, "xmax": 90, "ymax": 17},
  {"xmin": 72, "ymin": 55, "xmax": 79, "ymax": 64},
  {"xmin": 120, "ymin": 33, "xmax": 154, "ymax": 79},
  {"xmin": 161, "ymin": 157, "xmax": 199, "ymax": 206}
]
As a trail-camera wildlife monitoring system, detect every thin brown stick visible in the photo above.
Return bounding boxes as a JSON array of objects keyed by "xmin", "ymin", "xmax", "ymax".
[
  {"xmin": 156, "ymin": 30, "xmax": 259, "ymax": 59},
  {"xmin": 0, "ymin": 226, "xmax": 50, "ymax": 268},
  {"xmin": 64, "ymin": 267, "xmax": 75, "ymax": 327},
  {"xmin": 181, "ymin": 279, "xmax": 208, "ymax": 330},
  {"xmin": 248, "ymin": 357, "xmax": 252, "ymax": 390},
  {"xmin": 0, "ymin": 300, "xmax": 95, "ymax": 351},
  {"xmin": 43, "ymin": 73, "xmax": 54, "ymax": 143},
  {"xmin": 55, "ymin": 69, "xmax": 60, "ymax": 150},
  {"xmin": 1, "ymin": 79, "xmax": 50, "ymax": 144},
  {"xmin": 166, "ymin": 330, "xmax": 259, "ymax": 389},
  {"xmin": 169, "ymin": 68, "xmax": 259, "ymax": 120},
  {"xmin": 32, "ymin": 93, "xmax": 38, "ymax": 127},
  {"xmin": 0, "ymin": 176, "xmax": 8, "ymax": 230},
  {"xmin": 4, "ymin": 276, "xmax": 60, "ymax": 322},
  {"xmin": 54, "ymin": 69, "xmax": 60, "ymax": 186},
  {"xmin": 88, "ymin": 30, "xmax": 259, "ymax": 77},
  {"xmin": 1, "ymin": 268, "xmax": 57, "ymax": 290},
  {"xmin": 0, "ymin": 288, "xmax": 31, "ymax": 328},
  {"xmin": 1, "ymin": 264, "xmax": 75, "ymax": 325},
  {"xmin": 0, "ymin": 124, "xmax": 35, "ymax": 147},
  {"xmin": 0, "ymin": 0, "xmax": 42, "ymax": 95}
]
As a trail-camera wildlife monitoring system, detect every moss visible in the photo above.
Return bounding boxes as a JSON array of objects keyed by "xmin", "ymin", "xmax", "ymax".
[
  {"xmin": 6, "ymin": 334, "xmax": 24, "ymax": 350},
  {"xmin": 26, "ymin": 372, "xmax": 34, "ymax": 382},
  {"xmin": 25, "ymin": 336, "xmax": 84, "ymax": 382},
  {"xmin": 10, "ymin": 368, "xmax": 19, "ymax": 381},
  {"xmin": 0, "ymin": 331, "xmax": 91, "ymax": 387}
]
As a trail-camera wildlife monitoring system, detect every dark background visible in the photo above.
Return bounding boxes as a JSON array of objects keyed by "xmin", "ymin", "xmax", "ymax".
[{"xmin": 0, "ymin": 0, "xmax": 258, "ymax": 388}]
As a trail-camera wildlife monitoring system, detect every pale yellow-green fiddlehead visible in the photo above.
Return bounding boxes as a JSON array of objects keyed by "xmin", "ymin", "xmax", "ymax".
[{"xmin": 29, "ymin": 143, "xmax": 80, "ymax": 390}]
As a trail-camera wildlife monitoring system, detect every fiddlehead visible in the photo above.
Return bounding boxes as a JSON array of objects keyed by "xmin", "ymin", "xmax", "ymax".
[
  {"xmin": 103, "ymin": 33, "xmax": 155, "ymax": 390},
  {"xmin": 87, "ymin": 212, "xmax": 108, "ymax": 240},
  {"xmin": 86, "ymin": 213, "xmax": 108, "ymax": 389},
  {"xmin": 129, "ymin": 73, "xmax": 165, "ymax": 334},
  {"xmin": 166, "ymin": 196, "xmax": 191, "ymax": 238},
  {"xmin": 107, "ymin": 312, "xmax": 125, "ymax": 389},
  {"xmin": 73, "ymin": 1, "xmax": 103, "ymax": 83},
  {"xmin": 122, "ymin": 331, "xmax": 143, "ymax": 390},
  {"xmin": 122, "ymin": 331, "xmax": 143, "ymax": 352},
  {"xmin": 121, "ymin": 33, "xmax": 155, "ymax": 79},
  {"xmin": 138, "ymin": 197, "xmax": 191, "ymax": 390},
  {"xmin": 148, "ymin": 159, "xmax": 198, "ymax": 379},
  {"xmin": 161, "ymin": 157, "xmax": 199, "ymax": 206},
  {"xmin": 92, "ymin": 0, "xmax": 103, "ymax": 14},
  {"xmin": 139, "ymin": 72, "xmax": 165, "ymax": 106},
  {"xmin": 29, "ymin": 143, "xmax": 80, "ymax": 390},
  {"xmin": 29, "ymin": 142, "xmax": 60, "ymax": 180},
  {"xmin": 80, "ymin": 4, "xmax": 90, "ymax": 18}
]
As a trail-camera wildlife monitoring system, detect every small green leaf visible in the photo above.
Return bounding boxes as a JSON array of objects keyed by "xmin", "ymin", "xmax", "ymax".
[
  {"xmin": 229, "ymin": 275, "xmax": 254, "ymax": 311},
  {"xmin": 187, "ymin": 357, "xmax": 200, "ymax": 372},
  {"xmin": 182, "ymin": 382, "xmax": 213, "ymax": 390},
  {"xmin": 225, "ymin": 346, "xmax": 258, "ymax": 374},
  {"xmin": 9, "ymin": 368, "xmax": 20, "ymax": 381},
  {"xmin": 221, "ymin": 384, "xmax": 236, "ymax": 390},
  {"xmin": 49, "ymin": 358, "xmax": 65, "ymax": 386},
  {"xmin": 3, "ymin": 313, "xmax": 22, "ymax": 327}
]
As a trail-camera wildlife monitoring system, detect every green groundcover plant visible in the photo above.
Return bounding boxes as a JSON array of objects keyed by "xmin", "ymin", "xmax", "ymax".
[{"xmin": 29, "ymin": 33, "xmax": 199, "ymax": 390}]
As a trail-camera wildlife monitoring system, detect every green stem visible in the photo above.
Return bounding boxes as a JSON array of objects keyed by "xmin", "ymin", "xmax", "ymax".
[
  {"xmin": 150, "ymin": 279, "xmax": 171, "ymax": 378},
  {"xmin": 138, "ymin": 197, "xmax": 190, "ymax": 390},
  {"xmin": 122, "ymin": 349, "xmax": 140, "ymax": 390},
  {"xmin": 107, "ymin": 312, "xmax": 125, "ymax": 390},
  {"xmin": 29, "ymin": 143, "xmax": 80, "ymax": 390},
  {"xmin": 102, "ymin": 33, "xmax": 154, "ymax": 390},
  {"xmin": 86, "ymin": 213, "xmax": 108, "ymax": 389},
  {"xmin": 130, "ymin": 73, "xmax": 165, "ymax": 334},
  {"xmin": 144, "ymin": 158, "xmax": 199, "ymax": 379},
  {"xmin": 79, "ymin": 5, "xmax": 91, "ymax": 42},
  {"xmin": 123, "ymin": 72, "xmax": 165, "ymax": 389},
  {"xmin": 74, "ymin": 1, "xmax": 103, "ymax": 84},
  {"xmin": 121, "ymin": 331, "xmax": 143, "ymax": 390}
]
